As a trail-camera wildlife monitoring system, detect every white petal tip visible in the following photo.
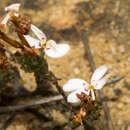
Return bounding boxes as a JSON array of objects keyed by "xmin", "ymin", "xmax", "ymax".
[
  {"xmin": 45, "ymin": 44, "xmax": 70, "ymax": 58},
  {"xmin": 5, "ymin": 3, "xmax": 21, "ymax": 12},
  {"xmin": 31, "ymin": 24, "xmax": 47, "ymax": 41},
  {"xmin": 63, "ymin": 78, "xmax": 88, "ymax": 92},
  {"xmin": 91, "ymin": 65, "xmax": 109, "ymax": 83}
]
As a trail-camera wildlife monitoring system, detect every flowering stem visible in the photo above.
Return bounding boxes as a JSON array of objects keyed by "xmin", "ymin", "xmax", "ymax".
[
  {"xmin": 81, "ymin": 30, "xmax": 96, "ymax": 71},
  {"xmin": 51, "ymin": 74, "xmax": 75, "ymax": 115},
  {"xmin": 51, "ymin": 74, "xmax": 68, "ymax": 104},
  {"xmin": 81, "ymin": 29, "xmax": 114, "ymax": 130}
]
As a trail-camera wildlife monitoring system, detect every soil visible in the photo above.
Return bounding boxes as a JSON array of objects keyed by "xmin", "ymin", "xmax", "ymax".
[{"xmin": 0, "ymin": 0, "xmax": 129, "ymax": 130}]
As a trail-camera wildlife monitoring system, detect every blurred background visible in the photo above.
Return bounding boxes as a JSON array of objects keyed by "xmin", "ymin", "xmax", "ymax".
[{"xmin": 0, "ymin": 0, "xmax": 129, "ymax": 130}]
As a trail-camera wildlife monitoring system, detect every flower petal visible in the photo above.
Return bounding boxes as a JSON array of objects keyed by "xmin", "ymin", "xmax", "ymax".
[
  {"xmin": 94, "ymin": 73, "xmax": 111, "ymax": 89},
  {"xmin": 63, "ymin": 78, "xmax": 89, "ymax": 92},
  {"xmin": 45, "ymin": 42, "xmax": 70, "ymax": 58},
  {"xmin": 67, "ymin": 90, "xmax": 81, "ymax": 103},
  {"xmin": 91, "ymin": 65, "xmax": 108, "ymax": 84},
  {"xmin": 31, "ymin": 24, "xmax": 46, "ymax": 42},
  {"xmin": 5, "ymin": 3, "xmax": 20, "ymax": 12},
  {"xmin": 24, "ymin": 35, "xmax": 42, "ymax": 48},
  {"xmin": 67, "ymin": 89, "xmax": 90, "ymax": 103}
]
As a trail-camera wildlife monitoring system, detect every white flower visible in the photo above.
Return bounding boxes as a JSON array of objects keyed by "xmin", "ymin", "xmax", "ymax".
[
  {"xmin": 63, "ymin": 65, "xmax": 111, "ymax": 103},
  {"xmin": 0, "ymin": 3, "xmax": 20, "ymax": 30},
  {"xmin": 63, "ymin": 78, "xmax": 90, "ymax": 103},
  {"xmin": 5, "ymin": 3, "xmax": 21, "ymax": 13},
  {"xmin": 24, "ymin": 24, "xmax": 70, "ymax": 58}
]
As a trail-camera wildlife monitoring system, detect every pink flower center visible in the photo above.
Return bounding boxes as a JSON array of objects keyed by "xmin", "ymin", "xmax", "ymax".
[
  {"xmin": 83, "ymin": 83, "xmax": 86, "ymax": 86},
  {"xmin": 84, "ymin": 88, "xmax": 88, "ymax": 92},
  {"xmin": 46, "ymin": 48, "xmax": 50, "ymax": 50}
]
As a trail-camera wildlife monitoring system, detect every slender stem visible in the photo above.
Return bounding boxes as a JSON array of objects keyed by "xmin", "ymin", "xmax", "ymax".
[
  {"xmin": 81, "ymin": 30, "xmax": 96, "ymax": 71},
  {"xmin": 0, "ymin": 95, "xmax": 63, "ymax": 113},
  {"xmin": 105, "ymin": 76, "xmax": 124, "ymax": 86},
  {"xmin": 51, "ymin": 74, "xmax": 75, "ymax": 115},
  {"xmin": 53, "ymin": 77, "xmax": 68, "ymax": 103},
  {"xmin": 81, "ymin": 29, "xmax": 114, "ymax": 130}
]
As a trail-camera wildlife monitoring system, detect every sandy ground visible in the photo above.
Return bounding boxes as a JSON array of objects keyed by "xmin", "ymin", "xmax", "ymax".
[{"xmin": 0, "ymin": 0, "xmax": 129, "ymax": 129}]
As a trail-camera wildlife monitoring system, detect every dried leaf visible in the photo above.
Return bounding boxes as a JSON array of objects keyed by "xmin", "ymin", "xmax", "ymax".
[
  {"xmin": 72, "ymin": 113, "xmax": 83, "ymax": 124},
  {"xmin": 77, "ymin": 92, "xmax": 91, "ymax": 106}
]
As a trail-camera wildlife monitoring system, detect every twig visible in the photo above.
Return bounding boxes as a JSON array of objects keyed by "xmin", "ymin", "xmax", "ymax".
[
  {"xmin": 0, "ymin": 112, "xmax": 17, "ymax": 130},
  {"xmin": 11, "ymin": 18, "xmax": 30, "ymax": 47},
  {"xmin": 0, "ymin": 30, "xmax": 23, "ymax": 48},
  {"xmin": 105, "ymin": 76, "xmax": 124, "ymax": 86},
  {"xmin": 0, "ymin": 95, "xmax": 63, "ymax": 113},
  {"xmin": 53, "ymin": 76, "xmax": 68, "ymax": 103},
  {"xmin": 52, "ymin": 74, "xmax": 75, "ymax": 115},
  {"xmin": 81, "ymin": 29, "xmax": 114, "ymax": 130},
  {"xmin": 81, "ymin": 30, "xmax": 96, "ymax": 71}
]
